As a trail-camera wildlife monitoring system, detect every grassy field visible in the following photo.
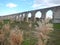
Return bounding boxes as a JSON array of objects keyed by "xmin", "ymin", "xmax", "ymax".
[
  {"xmin": 0, "ymin": 19, "xmax": 60, "ymax": 45},
  {"xmin": 53, "ymin": 23, "xmax": 60, "ymax": 29},
  {"xmin": 48, "ymin": 23, "xmax": 60, "ymax": 45},
  {"xmin": 0, "ymin": 19, "xmax": 38, "ymax": 45}
]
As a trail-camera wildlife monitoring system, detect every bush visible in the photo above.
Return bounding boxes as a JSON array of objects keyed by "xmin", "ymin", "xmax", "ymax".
[
  {"xmin": 0, "ymin": 22, "xmax": 3, "ymax": 29},
  {"xmin": 3, "ymin": 19, "xmax": 10, "ymax": 24}
]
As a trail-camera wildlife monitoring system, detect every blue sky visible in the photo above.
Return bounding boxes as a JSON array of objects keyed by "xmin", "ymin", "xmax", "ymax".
[
  {"xmin": 0, "ymin": 0, "xmax": 60, "ymax": 18},
  {"xmin": 0, "ymin": 0, "xmax": 33, "ymax": 15}
]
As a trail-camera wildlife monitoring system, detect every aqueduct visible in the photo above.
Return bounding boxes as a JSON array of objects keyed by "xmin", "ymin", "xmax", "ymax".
[{"xmin": 0, "ymin": 6, "xmax": 60, "ymax": 23}]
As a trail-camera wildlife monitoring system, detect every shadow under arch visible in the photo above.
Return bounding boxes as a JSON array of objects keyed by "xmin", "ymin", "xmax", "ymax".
[{"xmin": 35, "ymin": 11, "xmax": 42, "ymax": 21}]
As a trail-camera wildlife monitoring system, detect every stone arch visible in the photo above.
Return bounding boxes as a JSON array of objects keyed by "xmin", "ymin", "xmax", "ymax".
[
  {"xmin": 46, "ymin": 10, "xmax": 53, "ymax": 19},
  {"xmin": 35, "ymin": 11, "xmax": 42, "ymax": 21}
]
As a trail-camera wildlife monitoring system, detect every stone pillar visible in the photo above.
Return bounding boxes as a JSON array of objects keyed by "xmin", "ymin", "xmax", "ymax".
[
  {"xmin": 18, "ymin": 15, "xmax": 20, "ymax": 21},
  {"xmin": 15, "ymin": 14, "xmax": 20, "ymax": 21},
  {"xmin": 15, "ymin": 15, "xmax": 17, "ymax": 21},
  {"xmin": 20, "ymin": 13, "xmax": 24, "ymax": 21},
  {"xmin": 16, "ymin": 16, "xmax": 18, "ymax": 21},
  {"xmin": 52, "ymin": 7, "xmax": 60, "ymax": 23},
  {"xmin": 13, "ymin": 16, "xmax": 15, "ymax": 21},
  {"xmin": 13, "ymin": 15, "xmax": 15, "ymax": 21},
  {"xmin": 24, "ymin": 13, "xmax": 28, "ymax": 22},
  {"xmin": 31, "ymin": 11, "xmax": 36, "ymax": 22},
  {"xmin": 9, "ymin": 16, "xmax": 13, "ymax": 20},
  {"xmin": 41, "ymin": 10, "xmax": 47, "ymax": 21},
  {"xmin": 19, "ymin": 14, "xmax": 22, "ymax": 21}
]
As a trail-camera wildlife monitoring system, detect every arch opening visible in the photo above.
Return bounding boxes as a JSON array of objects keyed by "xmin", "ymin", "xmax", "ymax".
[
  {"xmin": 35, "ymin": 11, "xmax": 42, "ymax": 21},
  {"xmin": 23, "ymin": 14, "xmax": 25, "ymax": 18},
  {"xmin": 46, "ymin": 10, "xmax": 53, "ymax": 19},
  {"xmin": 28, "ymin": 13, "xmax": 32, "ymax": 18},
  {"xmin": 19, "ymin": 15, "xmax": 22, "ymax": 17},
  {"xmin": 28, "ymin": 13, "xmax": 32, "ymax": 21}
]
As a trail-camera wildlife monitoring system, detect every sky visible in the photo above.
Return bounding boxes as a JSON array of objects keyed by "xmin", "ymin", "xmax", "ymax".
[{"xmin": 0, "ymin": 0, "xmax": 60, "ymax": 18}]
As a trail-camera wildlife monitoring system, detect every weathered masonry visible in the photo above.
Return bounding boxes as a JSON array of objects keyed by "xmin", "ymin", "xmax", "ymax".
[{"xmin": 0, "ymin": 6, "xmax": 60, "ymax": 23}]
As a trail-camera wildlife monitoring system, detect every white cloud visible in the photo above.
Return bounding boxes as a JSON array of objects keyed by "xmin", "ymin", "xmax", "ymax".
[
  {"xmin": 32, "ymin": 3, "xmax": 41, "ymax": 8},
  {"xmin": 32, "ymin": 0, "xmax": 60, "ymax": 9},
  {"xmin": 6, "ymin": 3, "xmax": 17, "ymax": 8}
]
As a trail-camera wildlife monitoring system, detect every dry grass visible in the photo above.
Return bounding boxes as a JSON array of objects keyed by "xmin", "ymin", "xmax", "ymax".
[
  {"xmin": 9, "ymin": 27, "xmax": 23, "ymax": 45},
  {"xmin": 3, "ymin": 24, "xmax": 10, "ymax": 33},
  {"xmin": 35, "ymin": 19, "xmax": 53, "ymax": 45},
  {"xmin": 0, "ymin": 18, "xmax": 53, "ymax": 45},
  {"xmin": 0, "ymin": 30, "xmax": 5, "ymax": 42},
  {"xmin": 0, "ymin": 23, "xmax": 23, "ymax": 45}
]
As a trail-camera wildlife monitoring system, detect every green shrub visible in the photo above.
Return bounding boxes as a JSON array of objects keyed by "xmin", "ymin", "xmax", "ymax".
[
  {"xmin": 0, "ymin": 22, "xmax": 3, "ymax": 29},
  {"xmin": 3, "ymin": 19, "xmax": 10, "ymax": 24}
]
